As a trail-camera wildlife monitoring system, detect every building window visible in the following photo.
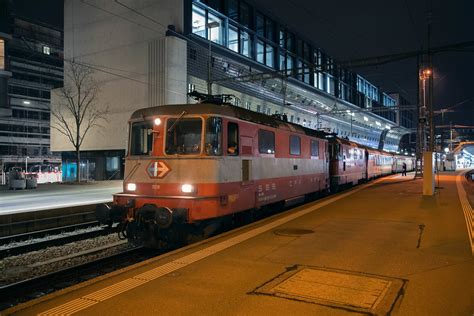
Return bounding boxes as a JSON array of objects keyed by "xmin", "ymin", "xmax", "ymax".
[
  {"xmin": 192, "ymin": 5, "xmax": 206, "ymax": 38},
  {"xmin": 256, "ymin": 40, "xmax": 264, "ymax": 64},
  {"xmin": 207, "ymin": 12, "xmax": 223, "ymax": 44},
  {"xmin": 228, "ymin": 0, "xmax": 238, "ymax": 20},
  {"xmin": 279, "ymin": 53, "xmax": 285, "ymax": 71},
  {"xmin": 240, "ymin": 29, "xmax": 251, "ymax": 57},
  {"xmin": 228, "ymin": 25, "xmax": 239, "ymax": 52},
  {"xmin": 43, "ymin": 45, "xmax": 51, "ymax": 55},
  {"xmin": 256, "ymin": 13, "xmax": 264, "ymax": 37},
  {"xmin": 265, "ymin": 44, "xmax": 274, "ymax": 67},
  {"xmin": 0, "ymin": 39, "xmax": 4, "ymax": 70},
  {"xmin": 239, "ymin": 0, "xmax": 251, "ymax": 27},
  {"xmin": 256, "ymin": 12, "xmax": 275, "ymax": 41},
  {"xmin": 287, "ymin": 55, "xmax": 294, "ymax": 76}
]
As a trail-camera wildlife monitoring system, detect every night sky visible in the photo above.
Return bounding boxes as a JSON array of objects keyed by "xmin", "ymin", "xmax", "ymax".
[{"xmin": 14, "ymin": 0, "xmax": 474, "ymax": 126}]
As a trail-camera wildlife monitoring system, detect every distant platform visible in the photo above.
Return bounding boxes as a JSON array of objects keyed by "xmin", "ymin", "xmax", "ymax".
[{"xmin": 0, "ymin": 181, "xmax": 123, "ymax": 216}]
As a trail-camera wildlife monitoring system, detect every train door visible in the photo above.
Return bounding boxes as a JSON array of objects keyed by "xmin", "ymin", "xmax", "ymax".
[{"xmin": 239, "ymin": 135, "xmax": 253, "ymax": 182}]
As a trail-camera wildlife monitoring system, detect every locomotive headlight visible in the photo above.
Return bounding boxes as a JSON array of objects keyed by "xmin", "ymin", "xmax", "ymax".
[
  {"xmin": 154, "ymin": 118, "xmax": 162, "ymax": 126},
  {"xmin": 181, "ymin": 184, "xmax": 195, "ymax": 193},
  {"xmin": 126, "ymin": 183, "xmax": 136, "ymax": 191}
]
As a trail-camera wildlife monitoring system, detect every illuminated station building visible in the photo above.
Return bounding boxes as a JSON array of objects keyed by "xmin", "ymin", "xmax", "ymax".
[
  {"xmin": 0, "ymin": 2, "xmax": 63, "ymax": 172},
  {"xmin": 52, "ymin": 0, "xmax": 415, "ymax": 180}
]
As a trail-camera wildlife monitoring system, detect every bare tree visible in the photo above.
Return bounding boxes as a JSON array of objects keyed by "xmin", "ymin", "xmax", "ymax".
[{"xmin": 51, "ymin": 61, "xmax": 108, "ymax": 182}]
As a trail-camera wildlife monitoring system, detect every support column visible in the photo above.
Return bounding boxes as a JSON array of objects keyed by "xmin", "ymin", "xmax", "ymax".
[{"xmin": 423, "ymin": 151, "xmax": 435, "ymax": 196}]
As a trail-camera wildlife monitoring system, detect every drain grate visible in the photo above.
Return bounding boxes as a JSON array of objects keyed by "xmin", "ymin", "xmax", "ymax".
[
  {"xmin": 253, "ymin": 266, "xmax": 406, "ymax": 315},
  {"xmin": 273, "ymin": 228, "xmax": 314, "ymax": 236}
]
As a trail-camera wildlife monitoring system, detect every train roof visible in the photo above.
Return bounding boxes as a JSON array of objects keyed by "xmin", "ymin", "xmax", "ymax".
[{"xmin": 131, "ymin": 103, "xmax": 330, "ymax": 139}]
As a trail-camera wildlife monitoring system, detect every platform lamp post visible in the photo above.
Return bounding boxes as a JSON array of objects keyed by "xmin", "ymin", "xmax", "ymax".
[
  {"xmin": 207, "ymin": 21, "xmax": 220, "ymax": 96},
  {"xmin": 25, "ymin": 156, "xmax": 29, "ymax": 173}
]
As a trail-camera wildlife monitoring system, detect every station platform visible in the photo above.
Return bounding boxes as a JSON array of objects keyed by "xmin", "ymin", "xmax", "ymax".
[
  {"xmin": 0, "ymin": 181, "xmax": 122, "ymax": 215},
  {"xmin": 4, "ymin": 172, "xmax": 473, "ymax": 316}
]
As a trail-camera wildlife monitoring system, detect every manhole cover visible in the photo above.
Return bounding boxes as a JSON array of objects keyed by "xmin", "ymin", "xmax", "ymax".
[
  {"xmin": 253, "ymin": 266, "xmax": 406, "ymax": 315},
  {"xmin": 274, "ymin": 229, "xmax": 314, "ymax": 236}
]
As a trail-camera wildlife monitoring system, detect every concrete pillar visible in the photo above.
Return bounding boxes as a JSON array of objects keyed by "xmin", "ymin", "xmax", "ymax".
[
  {"xmin": 148, "ymin": 36, "xmax": 187, "ymax": 106},
  {"xmin": 423, "ymin": 151, "xmax": 435, "ymax": 196}
]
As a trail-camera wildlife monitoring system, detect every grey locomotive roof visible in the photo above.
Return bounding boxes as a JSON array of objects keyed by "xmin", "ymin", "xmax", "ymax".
[{"xmin": 131, "ymin": 103, "xmax": 329, "ymax": 139}]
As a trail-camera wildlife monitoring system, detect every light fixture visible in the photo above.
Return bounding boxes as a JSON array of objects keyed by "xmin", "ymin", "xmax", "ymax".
[
  {"xmin": 181, "ymin": 184, "xmax": 195, "ymax": 193},
  {"xmin": 23, "ymin": 100, "xmax": 31, "ymax": 105},
  {"xmin": 363, "ymin": 116, "xmax": 368, "ymax": 122},
  {"xmin": 126, "ymin": 183, "xmax": 136, "ymax": 191},
  {"xmin": 154, "ymin": 118, "xmax": 161, "ymax": 126}
]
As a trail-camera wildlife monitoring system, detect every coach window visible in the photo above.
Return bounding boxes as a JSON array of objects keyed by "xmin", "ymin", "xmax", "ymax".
[
  {"xmin": 290, "ymin": 135, "xmax": 300, "ymax": 155},
  {"xmin": 227, "ymin": 122, "xmax": 239, "ymax": 155},
  {"xmin": 205, "ymin": 117, "xmax": 222, "ymax": 156},
  {"xmin": 258, "ymin": 129, "xmax": 275, "ymax": 154},
  {"xmin": 311, "ymin": 140, "xmax": 319, "ymax": 157},
  {"xmin": 130, "ymin": 120, "xmax": 153, "ymax": 156}
]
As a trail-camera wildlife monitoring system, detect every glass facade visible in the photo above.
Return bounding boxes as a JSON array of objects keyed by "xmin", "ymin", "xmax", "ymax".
[
  {"xmin": 190, "ymin": 0, "xmax": 402, "ymax": 130},
  {"xmin": 0, "ymin": 17, "xmax": 63, "ymax": 169}
]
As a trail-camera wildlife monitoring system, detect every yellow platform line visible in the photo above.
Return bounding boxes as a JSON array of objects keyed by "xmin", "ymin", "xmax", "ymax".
[{"xmin": 456, "ymin": 172, "xmax": 474, "ymax": 255}]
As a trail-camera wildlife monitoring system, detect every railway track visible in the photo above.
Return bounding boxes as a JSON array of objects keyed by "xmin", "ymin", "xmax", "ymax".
[
  {"xmin": 0, "ymin": 206, "xmax": 98, "ymax": 237},
  {"xmin": 0, "ymin": 244, "xmax": 161, "ymax": 310},
  {"xmin": 0, "ymin": 222, "xmax": 118, "ymax": 259}
]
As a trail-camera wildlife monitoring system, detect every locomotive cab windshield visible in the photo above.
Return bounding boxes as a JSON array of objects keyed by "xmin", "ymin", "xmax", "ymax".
[
  {"xmin": 165, "ymin": 117, "xmax": 203, "ymax": 155},
  {"xmin": 164, "ymin": 115, "xmax": 223, "ymax": 156}
]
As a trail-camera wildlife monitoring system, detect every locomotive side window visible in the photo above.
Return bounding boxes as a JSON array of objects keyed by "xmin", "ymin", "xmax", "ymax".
[
  {"xmin": 130, "ymin": 121, "xmax": 153, "ymax": 156},
  {"xmin": 227, "ymin": 122, "xmax": 239, "ymax": 155},
  {"xmin": 289, "ymin": 135, "xmax": 301, "ymax": 155},
  {"xmin": 258, "ymin": 129, "xmax": 275, "ymax": 154},
  {"xmin": 310, "ymin": 140, "xmax": 319, "ymax": 157},
  {"xmin": 165, "ymin": 118, "xmax": 202, "ymax": 155},
  {"xmin": 205, "ymin": 117, "xmax": 222, "ymax": 156}
]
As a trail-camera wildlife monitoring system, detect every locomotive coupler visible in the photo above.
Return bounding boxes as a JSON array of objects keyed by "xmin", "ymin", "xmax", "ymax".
[{"xmin": 96, "ymin": 204, "xmax": 127, "ymax": 226}]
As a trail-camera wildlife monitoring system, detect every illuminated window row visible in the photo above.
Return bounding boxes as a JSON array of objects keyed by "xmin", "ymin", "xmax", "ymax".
[{"xmin": 0, "ymin": 39, "xmax": 5, "ymax": 70}]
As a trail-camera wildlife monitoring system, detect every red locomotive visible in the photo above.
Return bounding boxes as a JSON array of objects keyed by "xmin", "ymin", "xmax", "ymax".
[{"xmin": 97, "ymin": 100, "xmax": 414, "ymax": 247}]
